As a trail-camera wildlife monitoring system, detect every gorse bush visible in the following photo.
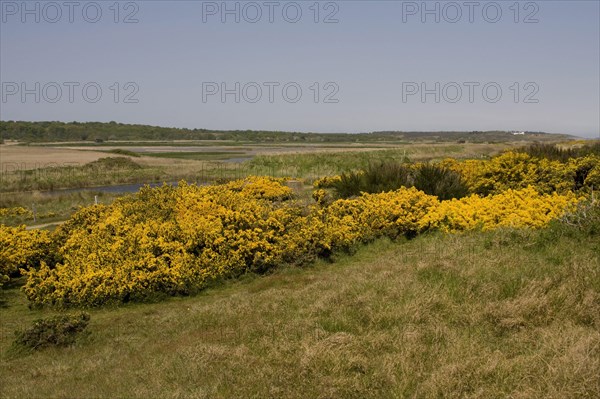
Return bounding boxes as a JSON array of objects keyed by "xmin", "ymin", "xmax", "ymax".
[
  {"xmin": 23, "ymin": 178, "xmax": 319, "ymax": 306},
  {"xmin": 452, "ymin": 152, "xmax": 570, "ymax": 195},
  {"xmin": 0, "ymin": 225, "xmax": 51, "ymax": 286},
  {"xmin": 0, "ymin": 207, "xmax": 34, "ymax": 227},
  {"xmin": 425, "ymin": 187, "xmax": 579, "ymax": 232},
  {"xmin": 0, "ymin": 207, "xmax": 33, "ymax": 219},
  {"xmin": 17, "ymin": 174, "xmax": 578, "ymax": 307},
  {"xmin": 571, "ymin": 155, "xmax": 600, "ymax": 190},
  {"xmin": 444, "ymin": 152, "xmax": 600, "ymax": 195},
  {"xmin": 14, "ymin": 312, "xmax": 90, "ymax": 350}
]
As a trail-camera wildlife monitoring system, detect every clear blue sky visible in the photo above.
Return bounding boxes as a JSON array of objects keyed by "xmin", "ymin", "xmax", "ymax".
[{"xmin": 1, "ymin": 0, "xmax": 599, "ymax": 137}]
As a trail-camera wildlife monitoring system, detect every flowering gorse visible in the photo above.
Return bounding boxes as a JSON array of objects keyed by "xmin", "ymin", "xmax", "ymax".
[
  {"xmin": 424, "ymin": 187, "xmax": 579, "ymax": 232},
  {"xmin": 0, "ymin": 225, "xmax": 51, "ymax": 285},
  {"xmin": 0, "ymin": 207, "xmax": 34, "ymax": 218},
  {"xmin": 444, "ymin": 152, "xmax": 599, "ymax": 195}
]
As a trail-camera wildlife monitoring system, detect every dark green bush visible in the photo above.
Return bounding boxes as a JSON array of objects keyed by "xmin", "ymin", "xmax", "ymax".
[
  {"xmin": 332, "ymin": 161, "xmax": 469, "ymax": 200},
  {"xmin": 332, "ymin": 161, "xmax": 412, "ymax": 198},
  {"xmin": 515, "ymin": 142, "xmax": 600, "ymax": 162},
  {"xmin": 362, "ymin": 161, "xmax": 412, "ymax": 194},
  {"xmin": 333, "ymin": 171, "xmax": 365, "ymax": 198},
  {"xmin": 412, "ymin": 163, "xmax": 470, "ymax": 200},
  {"xmin": 85, "ymin": 157, "xmax": 141, "ymax": 170},
  {"xmin": 107, "ymin": 149, "xmax": 141, "ymax": 157},
  {"xmin": 14, "ymin": 313, "xmax": 90, "ymax": 350}
]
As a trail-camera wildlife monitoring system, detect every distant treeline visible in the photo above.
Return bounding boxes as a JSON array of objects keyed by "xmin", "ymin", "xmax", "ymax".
[{"xmin": 0, "ymin": 120, "xmax": 569, "ymax": 143}]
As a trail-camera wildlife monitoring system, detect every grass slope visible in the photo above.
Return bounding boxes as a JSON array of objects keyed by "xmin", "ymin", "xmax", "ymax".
[{"xmin": 1, "ymin": 225, "xmax": 599, "ymax": 398}]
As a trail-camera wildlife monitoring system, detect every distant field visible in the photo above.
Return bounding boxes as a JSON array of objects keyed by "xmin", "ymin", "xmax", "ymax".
[{"xmin": 0, "ymin": 145, "xmax": 111, "ymax": 170}]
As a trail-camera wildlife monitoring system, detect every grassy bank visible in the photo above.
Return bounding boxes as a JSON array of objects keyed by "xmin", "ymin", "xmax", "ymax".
[{"xmin": 1, "ymin": 221, "xmax": 598, "ymax": 398}]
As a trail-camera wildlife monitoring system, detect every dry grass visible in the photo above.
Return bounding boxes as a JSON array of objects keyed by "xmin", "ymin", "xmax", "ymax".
[
  {"xmin": 0, "ymin": 145, "xmax": 110, "ymax": 171},
  {"xmin": 1, "ymin": 224, "xmax": 598, "ymax": 398}
]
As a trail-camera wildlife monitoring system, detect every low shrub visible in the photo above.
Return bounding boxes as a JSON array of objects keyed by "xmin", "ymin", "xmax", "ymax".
[
  {"xmin": 557, "ymin": 200, "xmax": 600, "ymax": 238},
  {"xmin": 107, "ymin": 149, "xmax": 141, "ymax": 157},
  {"xmin": 360, "ymin": 161, "xmax": 412, "ymax": 195},
  {"xmin": 331, "ymin": 161, "xmax": 468, "ymax": 200},
  {"xmin": 331, "ymin": 161, "xmax": 412, "ymax": 198},
  {"xmin": 14, "ymin": 313, "xmax": 90, "ymax": 350},
  {"xmin": 333, "ymin": 169, "xmax": 368, "ymax": 198},
  {"xmin": 412, "ymin": 163, "xmax": 469, "ymax": 200},
  {"xmin": 84, "ymin": 157, "xmax": 142, "ymax": 170}
]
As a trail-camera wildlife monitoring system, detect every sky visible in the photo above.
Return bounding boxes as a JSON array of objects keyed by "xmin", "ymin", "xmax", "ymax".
[{"xmin": 1, "ymin": 0, "xmax": 599, "ymax": 138}]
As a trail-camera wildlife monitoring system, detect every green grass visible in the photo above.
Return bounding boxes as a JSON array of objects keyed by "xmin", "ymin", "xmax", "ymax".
[
  {"xmin": 1, "ymin": 223, "xmax": 598, "ymax": 398},
  {"xmin": 0, "ymin": 157, "xmax": 164, "ymax": 193},
  {"xmin": 245, "ymin": 144, "xmax": 505, "ymax": 180}
]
